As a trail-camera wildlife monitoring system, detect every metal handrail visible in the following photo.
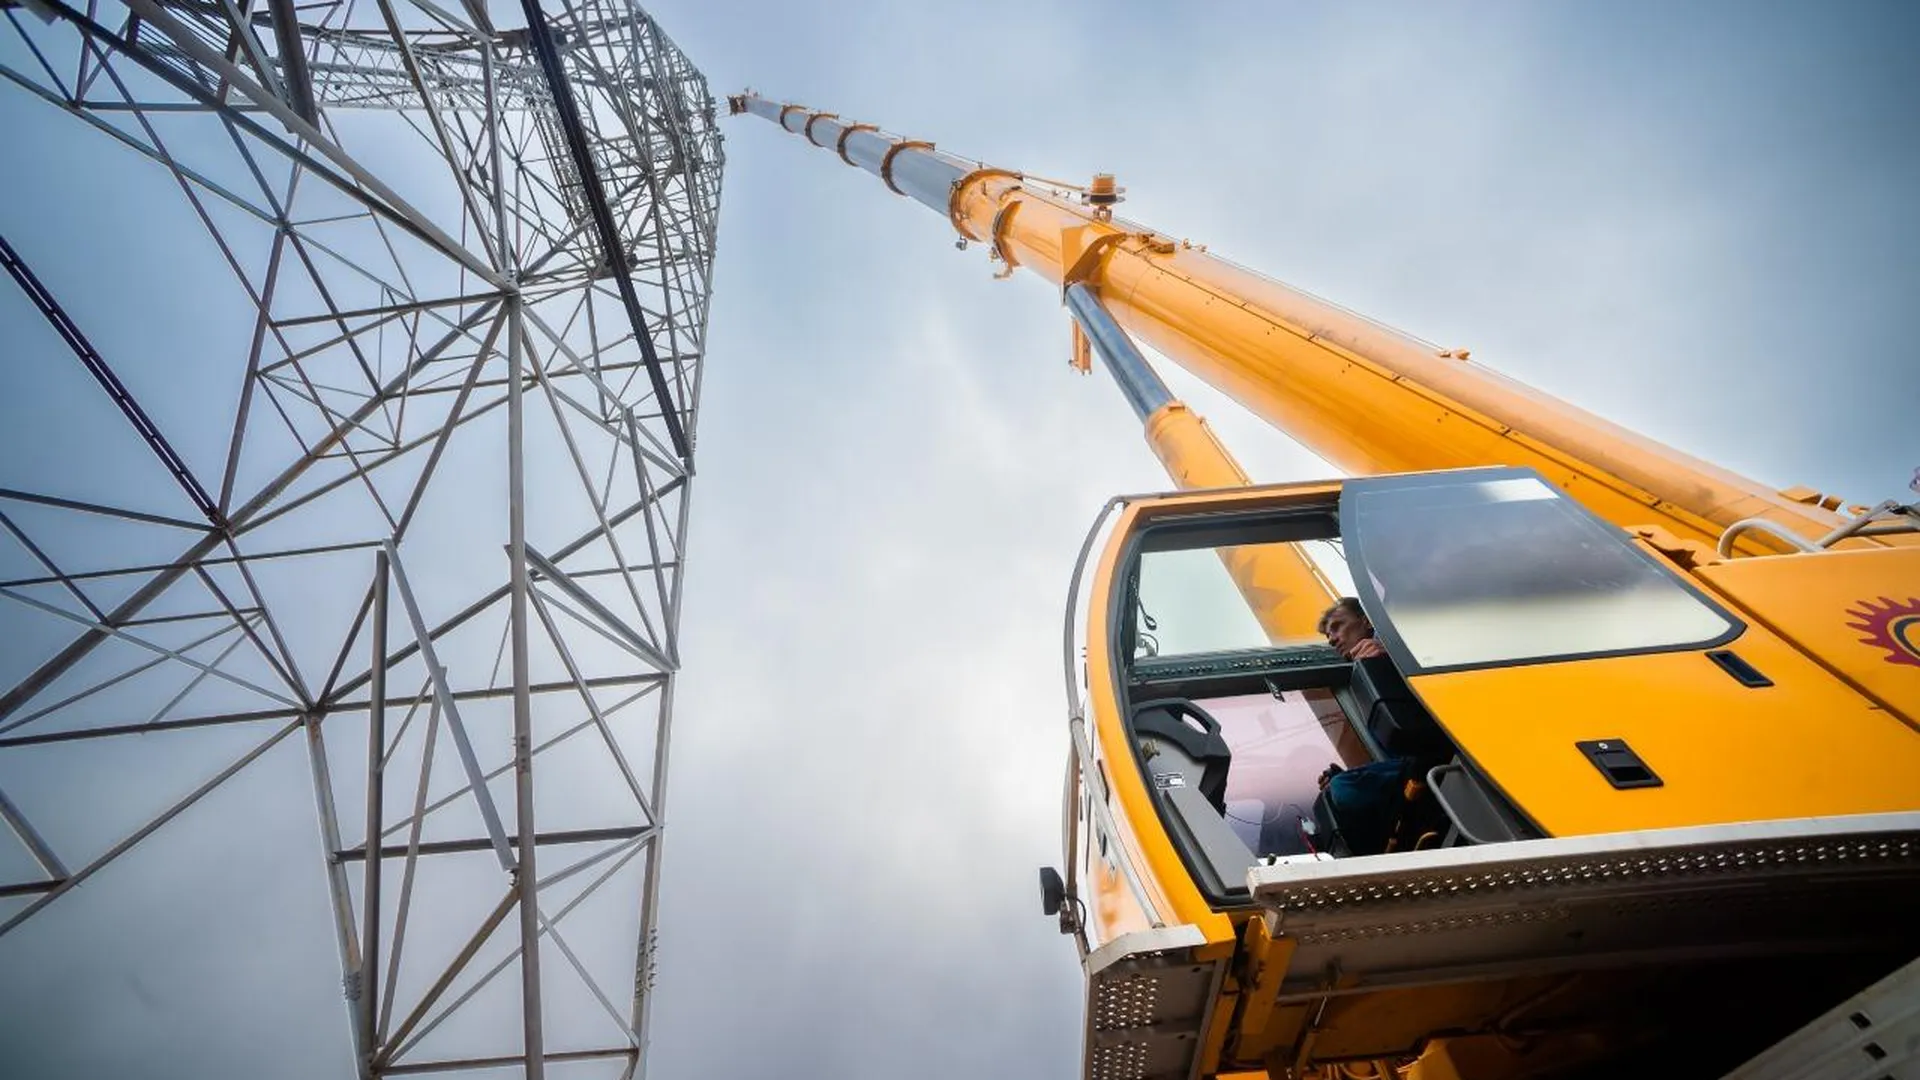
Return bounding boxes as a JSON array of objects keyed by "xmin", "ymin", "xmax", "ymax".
[
  {"xmin": 1718, "ymin": 499, "xmax": 1919, "ymax": 557},
  {"xmin": 1059, "ymin": 498, "xmax": 1166, "ymax": 940},
  {"xmin": 1717, "ymin": 518, "xmax": 1821, "ymax": 557}
]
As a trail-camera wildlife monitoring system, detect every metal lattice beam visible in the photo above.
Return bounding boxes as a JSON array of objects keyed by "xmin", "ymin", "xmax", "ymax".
[{"xmin": 0, "ymin": 0, "xmax": 721, "ymax": 1075}]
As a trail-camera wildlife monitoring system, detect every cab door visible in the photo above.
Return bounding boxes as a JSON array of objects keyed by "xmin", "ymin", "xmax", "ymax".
[{"xmin": 1339, "ymin": 468, "xmax": 1920, "ymax": 838}]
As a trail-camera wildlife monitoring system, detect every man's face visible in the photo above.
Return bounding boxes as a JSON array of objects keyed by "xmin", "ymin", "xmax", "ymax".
[{"xmin": 1323, "ymin": 609, "xmax": 1372, "ymax": 659}]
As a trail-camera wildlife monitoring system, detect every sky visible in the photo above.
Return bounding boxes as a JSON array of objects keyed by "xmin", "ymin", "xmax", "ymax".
[{"xmin": 3, "ymin": 2, "xmax": 1920, "ymax": 1079}]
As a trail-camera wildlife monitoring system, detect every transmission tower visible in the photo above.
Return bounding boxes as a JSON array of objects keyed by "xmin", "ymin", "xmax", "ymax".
[{"xmin": 0, "ymin": 0, "xmax": 720, "ymax": 1075}]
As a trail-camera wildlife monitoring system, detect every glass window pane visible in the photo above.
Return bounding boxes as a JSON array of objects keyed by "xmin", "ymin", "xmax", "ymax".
[
  {"xmin": 1206, "ymin": 690, "xmax": 1349, "ymax": 857},
  {"xmin": 1347, "ymin": 473, "xmax": 1736, "ymax": 669},
  {"xmin": 1135, "ymin": 547, "xmax": 1267, "ymax": 656},
  {"xmin": 1134, "ymin": 540, "xmax": 1327, "ymax": 657}
]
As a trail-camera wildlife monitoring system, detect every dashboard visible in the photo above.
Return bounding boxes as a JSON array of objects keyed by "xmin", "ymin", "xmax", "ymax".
[{"xmin": 1129, "ymin": 643, "xmax": 1349, "ymax": 695}]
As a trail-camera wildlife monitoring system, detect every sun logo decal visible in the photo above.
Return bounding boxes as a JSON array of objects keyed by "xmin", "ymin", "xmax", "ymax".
[{"xmin": 1845, "ymin": 597, "xmax": 1920, "ymax": 668}]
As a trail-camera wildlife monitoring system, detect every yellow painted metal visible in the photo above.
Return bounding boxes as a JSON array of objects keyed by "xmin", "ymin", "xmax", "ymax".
[
  {"xmin": 1234, "ymin": 914, "xmax": 1291, "ymax": 1038},
  {"xmin": 1075, "ymin": 483, "xmax": 1343, "ymax": 1046},
  {"xmin": 1143, "ymin": 401, "xmax": 1335, "ymax": 641},
  {"xmin": 941, "ymin": 170, "xmax": 1904, "ymax": 557},
  {"xmin": 736, "ymin": 95, "xmax": 1920, "ymax": 1080},
  {"xmin": 1403, "ymin": 1035, "xmax": 1609, "ymax": 1080},
  {"xmin": 1408, "ymin": 623, "xmax": 1920, "ymax": 838},
  {"xmin": 1142, "ymin": 401, "xmax": 1250, "ymax": 491},
  {"xmin": 1085, "ymin": 822, "xmax": 1154, "ymax": 941},
  {"xmin": 1082, "ymin": 498, "xmax": 1237, "ymax": 946},
  {"xmin": 1079, "ymin": 483, "xmax": 1337, "ymax": 950},
  {"xmin": 1069, "ymin": 321, "xmax": 1092, "ymax": 374},
  {"xmin": 1696, "ymin": 547, "xmax": 1920, "ymax": 728},
  {"xmin": 1198, "ymin": 968, "xmax": 1239, "ymax": 1076}
]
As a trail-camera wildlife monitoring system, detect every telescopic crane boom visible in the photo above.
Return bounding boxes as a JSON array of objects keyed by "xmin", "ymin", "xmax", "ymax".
[
  {"xmin": 729, "ymin": 92, "xmax": 1909, "ymax": 558},
  {"xmin": 732, "ymin": 92, "xmax": 1920, "ymax": 1080}
]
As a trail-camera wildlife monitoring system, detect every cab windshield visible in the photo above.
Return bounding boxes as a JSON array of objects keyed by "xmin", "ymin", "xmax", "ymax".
[{"xmin": 1341, "ymin": 470, "xmax": 1739, "ymax": 671}]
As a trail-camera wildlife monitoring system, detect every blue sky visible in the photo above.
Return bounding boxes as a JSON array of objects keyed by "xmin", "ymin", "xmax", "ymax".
[{"xmin": 2, "ymin": 2, "xmax": 1917, "ymax": 1078}]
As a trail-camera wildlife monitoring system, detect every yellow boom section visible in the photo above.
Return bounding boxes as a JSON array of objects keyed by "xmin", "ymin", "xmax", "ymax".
[
  {"xmin": 1064, "ymin": 271, "xmax": 1336, "ymax": 641},
  {"xmin": 732, "ymin": 93, "xmax": 1905, "ymax": 556},
  {"xmin": 1143, "ymin": 401, "xmax": 1336, "ymax": 641}
]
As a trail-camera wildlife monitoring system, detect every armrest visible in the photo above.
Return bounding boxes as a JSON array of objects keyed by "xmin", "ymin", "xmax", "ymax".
[
  {"xmin": 1427, "ymin": 761, "xmax": 1531, "ymax": 845},
  {"xmin": 1163, "ymin": 783, "xmax": 1259, "ymax": 899}
]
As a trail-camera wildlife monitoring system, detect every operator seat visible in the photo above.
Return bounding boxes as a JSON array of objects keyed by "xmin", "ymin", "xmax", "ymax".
[
  {"xmin": 1129, "ymin": 697, "xmax": 1256, "ymax": 899},
  {"xmin": 1311, "ymin": 657, "xmax": 1455, "ymax": 857},
  {"xmin": 1130, "ymin": 698, "xmax": 1232, "ymax": 814}
]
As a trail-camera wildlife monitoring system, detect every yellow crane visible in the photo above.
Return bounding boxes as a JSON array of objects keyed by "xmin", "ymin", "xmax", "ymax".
[{"xmin": 731, "ymin": 92, "xmax": 1920, "ymax": 1080}]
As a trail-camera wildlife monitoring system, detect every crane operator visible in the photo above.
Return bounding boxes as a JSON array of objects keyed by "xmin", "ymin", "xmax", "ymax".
[{"xmin": 1318, "ymin": 597, "xmax": 1386, "ymax": 661}]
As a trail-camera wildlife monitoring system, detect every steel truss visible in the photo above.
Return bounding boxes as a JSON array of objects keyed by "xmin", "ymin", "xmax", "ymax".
[{"xmin": 0, "ymin": 0, "xmax": 720, "ymax": 1075}]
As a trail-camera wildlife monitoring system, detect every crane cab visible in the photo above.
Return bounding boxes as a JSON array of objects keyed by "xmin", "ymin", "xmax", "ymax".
[{"xmin": 1058, "ymin": 467, "xmax": 1920, "ymax": 1080}]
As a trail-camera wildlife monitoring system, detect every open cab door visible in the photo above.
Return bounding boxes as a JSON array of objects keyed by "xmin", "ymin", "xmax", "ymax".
[{"xmin": 1061, "ymin": 469, "xmax": 1920, "ymax": 1080}]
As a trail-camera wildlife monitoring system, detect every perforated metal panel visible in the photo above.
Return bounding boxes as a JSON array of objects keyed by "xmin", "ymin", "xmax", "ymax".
[
  {"xmin": 1081, "ymin": 929, "xmax": 1225, "ymax": 1080},
  {"xmin": 1094, "ymin": 972, "xmax": 1163, "ymax": 1032},
  {"xmin": 1258, "ymin": 826, "xmax": 1920, "ymax": 917},
  {"xmin": 1088, "ymin": 1039, "xmax": 1154, "ymax": 1080},
  {"xmin": 1247, "ymin": 812, "xmax": 1920, "ymax": 1065}
]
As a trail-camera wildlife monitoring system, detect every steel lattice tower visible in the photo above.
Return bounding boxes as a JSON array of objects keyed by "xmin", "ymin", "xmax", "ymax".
[{"xmin": 0, "ymin": 0, "xmax": 720, "ymax": 1074}]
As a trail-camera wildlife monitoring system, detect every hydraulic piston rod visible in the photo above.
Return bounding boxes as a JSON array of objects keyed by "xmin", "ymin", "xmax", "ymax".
[
  {"xmin": 1065, "ymin": 282, "xmax": 1335, "ymax": 640},
  {"xmin": 1064, "ymin": 282, "xmax": 1171, "ymax": 422},
  {"xmin": 732, "ymin": 92, "xmax": 1901, "ymax": 556}
]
